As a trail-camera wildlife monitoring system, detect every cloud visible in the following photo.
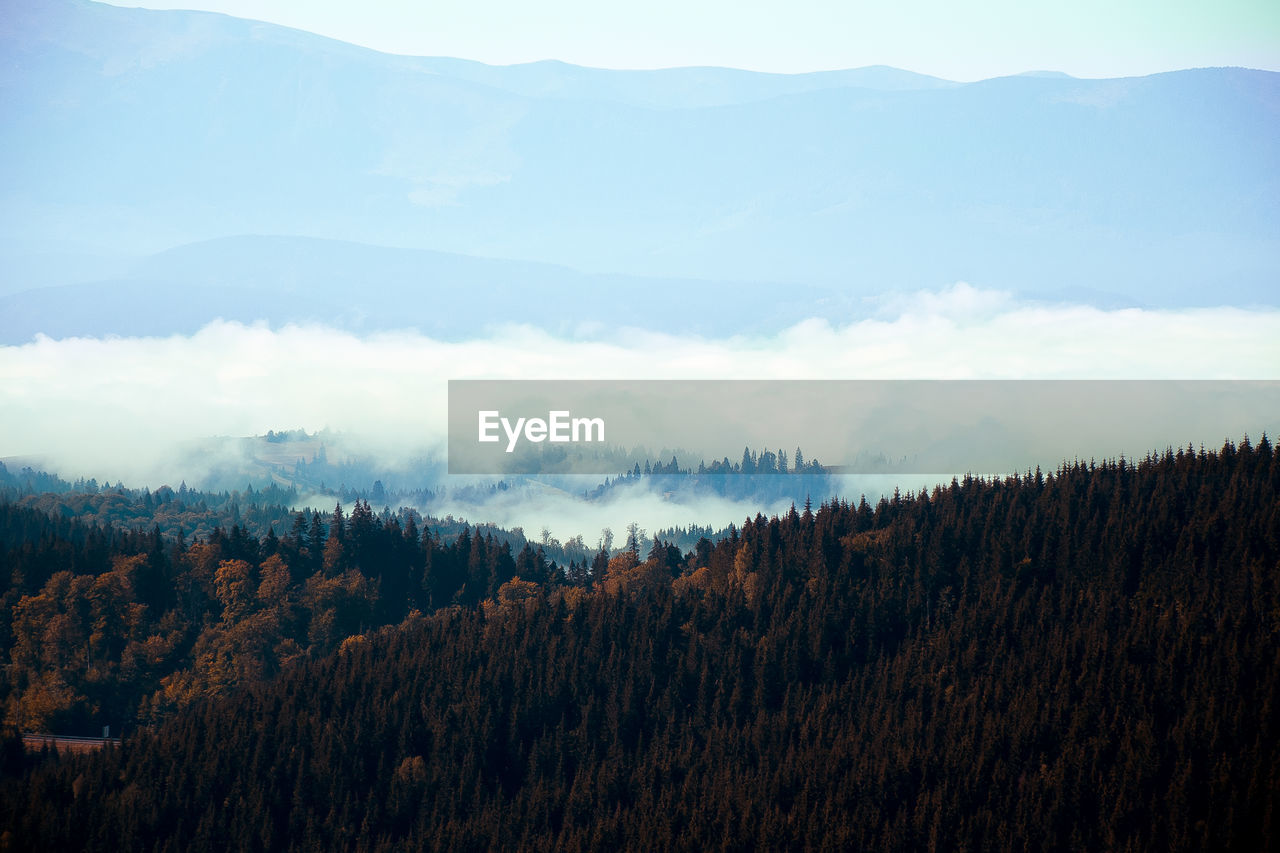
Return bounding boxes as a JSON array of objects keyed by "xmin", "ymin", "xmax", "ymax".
[
  {"xmin": 428, "ymin": 473, "xmax": 948, "ymax": 547},
  {"xmin": 0, "ymin": 286, "xmax": 1277, "ymax": 488}
]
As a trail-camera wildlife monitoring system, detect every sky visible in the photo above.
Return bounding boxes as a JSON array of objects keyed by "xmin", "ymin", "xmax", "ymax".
[{"xmin": 100, "ymin": 0, "xmax": 1280, "ymax": 80}]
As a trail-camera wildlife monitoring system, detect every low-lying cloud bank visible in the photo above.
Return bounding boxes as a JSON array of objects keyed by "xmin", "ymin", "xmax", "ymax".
[
  {"xmin": 424, "ymin": 473, "xmax": 953, "ymax": 547},
  {"xmin": 1, "ymin": 284, "xmax": 1277, "ymax": 489}
]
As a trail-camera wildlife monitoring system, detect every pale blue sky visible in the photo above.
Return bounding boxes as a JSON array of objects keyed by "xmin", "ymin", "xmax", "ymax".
[{"xmin": 101, "ymin": 0, "xmax": 1279, "ymax": 80}]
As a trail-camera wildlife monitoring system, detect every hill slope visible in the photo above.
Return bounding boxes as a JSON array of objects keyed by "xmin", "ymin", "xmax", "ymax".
[{"xmin": 3, "ymin": 438, "xmax": 1276, "ymax": 850}]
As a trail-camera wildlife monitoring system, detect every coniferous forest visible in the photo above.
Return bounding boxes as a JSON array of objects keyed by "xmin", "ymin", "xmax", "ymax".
[{"xmin": 0, "ymin": 437, "xmax": 1277, "ymax": 851}]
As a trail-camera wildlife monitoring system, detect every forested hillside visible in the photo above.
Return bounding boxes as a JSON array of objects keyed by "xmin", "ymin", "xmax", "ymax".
[
  {"xmin": 0, "ymin": 495, "xmax": 606, "ymax": 734},
  {"xmin": 1, "ymin": 437, "xmax": 1277, "ymax": 851}
]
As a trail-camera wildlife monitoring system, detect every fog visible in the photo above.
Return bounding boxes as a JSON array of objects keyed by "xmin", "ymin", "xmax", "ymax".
[
  {"xmin": 421, "ymin": 473, "xmax": 960, "ymax": 547},
  {"xmin": 2, "ymin": 285, "xmax": 1277, "ymax": 502}
]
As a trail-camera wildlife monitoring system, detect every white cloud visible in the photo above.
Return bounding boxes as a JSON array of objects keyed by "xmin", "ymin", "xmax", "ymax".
[{"xmin": 0, "ymin": 287, "xmax": 1277, "ymax": 486}]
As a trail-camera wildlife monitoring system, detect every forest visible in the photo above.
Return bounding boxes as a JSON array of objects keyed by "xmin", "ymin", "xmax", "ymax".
[{"xmin": 0, "ymin": 437, "xmax": 1276, "ymax": 850}]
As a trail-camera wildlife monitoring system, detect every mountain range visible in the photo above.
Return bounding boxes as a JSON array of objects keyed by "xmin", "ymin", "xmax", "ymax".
[{"xmin": 1, "ymin": 0, "xmax": 1277, "ymax": 342}]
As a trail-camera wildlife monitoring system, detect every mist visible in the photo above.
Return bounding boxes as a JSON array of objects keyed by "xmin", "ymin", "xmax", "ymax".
[
  {"xmin": 1, "ymin": 284, "xmax": 1277, "ymax": 491},
  {"xmin": 422, "ymin": 471, "xmax": 962, "ymax": 549}
]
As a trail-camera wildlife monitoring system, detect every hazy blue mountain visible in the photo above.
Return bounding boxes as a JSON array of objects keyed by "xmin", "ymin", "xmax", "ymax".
[
  {"xmin": 0, "ymin": 235, "xmax": 848, "ymax": 342},
  {"xmin": 2, "ymin": 0, "xmax": 1276, "ymax": 335},
  {"xmin": 403, "ymin": 59, "xmax": 960, "ymax": 107}
]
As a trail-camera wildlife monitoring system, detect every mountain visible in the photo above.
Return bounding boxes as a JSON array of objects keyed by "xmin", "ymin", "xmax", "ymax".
[
  {"xmin": 399, "ymin": 59, "xmax": 961, "ymax": 107},
  {"xmin": 0, "ymin": 235, "xmax": 842, "ymax": 341},
  {"xmin": 1, "ymin": 0, "xmax": 1277, "ymax": 335},
  {"xmin": 2, "ymin": 438, "xmax": 1276, "ymax": 849}
]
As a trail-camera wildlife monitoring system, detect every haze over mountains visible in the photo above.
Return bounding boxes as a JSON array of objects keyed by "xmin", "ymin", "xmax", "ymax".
[
  {"xmin": 0, "ymin": 236, "xmax": 837, "ymax": 341},
  {"xmin": 1, "ymin": 0, "xmax": 1277, "ymax": 343}
]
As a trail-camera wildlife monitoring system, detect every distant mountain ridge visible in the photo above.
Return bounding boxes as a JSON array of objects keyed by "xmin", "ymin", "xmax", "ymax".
[
  {"xmin": 1, "ymin": 0, "xmax": 1277, "ymax": 338},
  {"xmin": 402, "ymin": 59, "xmax": 962, "ymax": 107},
  {"xmin": 0, "ymin": 235, "xmax": 840, "ymax": 341},
  {"xmin": 1, "ymin": 233, "xmax": 1160, "ymax": 343}
]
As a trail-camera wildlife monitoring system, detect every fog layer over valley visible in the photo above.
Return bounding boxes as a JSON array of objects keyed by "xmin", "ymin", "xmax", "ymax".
[
  {"xmin": 3, "ymin": 287, "xmax": 1276, "ymax": 471},
  {"xmin": 2, "ymin": 286, "xmax": 1277, "ymax": 542}
]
